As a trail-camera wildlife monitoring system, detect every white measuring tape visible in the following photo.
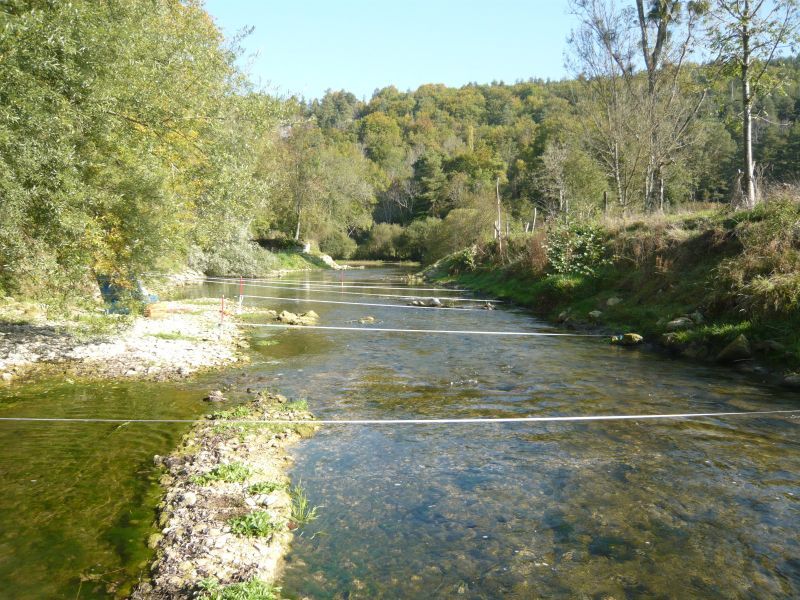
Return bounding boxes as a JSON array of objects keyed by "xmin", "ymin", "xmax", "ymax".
[
  {"xmin": 208, "ymin": 276, "xmax": 467, "ymax": 293},
  {"xmin": 0, "ymin": 410, "xmax": 797, "ymax": 425},
  {"xmin": 240, "ymin": 322, "xmax": 605, "ymax": 337},
  {"xmin": 240, "ymin": 294, "xmax": 485, "ymax": 312},
  {"xmin": 204, "ymin": 278, "xmax": 500, "ymax": 303}
]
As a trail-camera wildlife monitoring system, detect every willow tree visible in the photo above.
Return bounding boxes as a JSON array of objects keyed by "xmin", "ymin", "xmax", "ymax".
[{"xmin": 704, "ymin": 0, "xmax": 800, "ymax": 207}]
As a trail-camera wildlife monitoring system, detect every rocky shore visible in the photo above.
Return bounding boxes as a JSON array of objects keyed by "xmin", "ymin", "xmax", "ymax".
[
  {"xmin": 0, "ymin": 299, "xmax": 247, "ymax": 383},
  {"xmin": 133, "ymin": 392, "xmax": 317, "ymax": 599}
]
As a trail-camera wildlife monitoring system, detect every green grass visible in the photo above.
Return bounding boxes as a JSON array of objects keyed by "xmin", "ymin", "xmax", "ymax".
[
  {"xmin": 191, "ymin": 462, "xmax": 252, "ymax": 485},
  {"xmin": 209, "ymin": 405, "xmax": 253, "ymax": 420},
  {"xmin": 289, "ymin": 483, "xmax": 319, "ymax": 528},
  {"xmin": 197, "ymin": 577, "xmax": 281, "ymax": 600},
  {"xmin": 271, "ymin": 251, "xmax": 330, "ymax": 271},
  {"xmin": 247, "ymin": 481, "xmax": 287, "ymax": 495},
  {"xmin": 276, "ymin": 399, "xmax": 308, "ymax": 413},
  {"xmin": 228, "ymin": 510, "xmax": 282, "ymax": 537},
  {"xmin": 430, "ymin": 201, "xmax": 800, "ymax": 369}
]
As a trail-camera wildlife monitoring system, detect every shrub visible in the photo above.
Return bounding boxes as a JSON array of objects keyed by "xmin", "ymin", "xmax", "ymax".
[
  {"xmin": 318, "ymin": 229, "xmax": 357, "ymax": 259},
  {"xmin": 399, "ymin": 217, "xmax": 441, "ymax": 262},
  {"xmin": 357, "ymin": 223, "xmax": 406, "ymax": 259},
  {"xmin": 448, "ymin": 246, "xmax": 479, "ymax": 275},
  {"xmin": 544, "ymin": 222, "xmax": 610, "ymax": 276},
  {"xmin": 190, "ymin": 239, "xmax": 280, "ymax": 277}
]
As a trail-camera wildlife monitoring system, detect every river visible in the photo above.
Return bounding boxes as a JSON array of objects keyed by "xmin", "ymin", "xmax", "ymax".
[{"xmin": 0, "ymin": 267, "xmax": 798, "ymax": 598}]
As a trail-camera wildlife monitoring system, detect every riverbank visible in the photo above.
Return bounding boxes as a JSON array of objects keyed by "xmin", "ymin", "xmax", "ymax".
[
  {"xmin": 133, "ymin": 392, "xmax": 316, "ymax": 599},
  {"xmin": 424, "ymin": 201, "xmax": 800, "ymax": 387},
  {"xmin": 0, "ymin": 298, "xmax": 249, "ymax": 383},
  {"xmin": 0, "ymin": 250, "xmax": 341, "ymax": 384}
]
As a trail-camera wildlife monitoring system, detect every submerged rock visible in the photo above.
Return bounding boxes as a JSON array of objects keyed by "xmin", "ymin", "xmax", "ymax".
[
  {"xmin": 689, "ymin": 311, "xmax": 705, "ymax": 324},
  {"xmin": 204, "ymin": 390, "xmax": 226, "ymax": 403},
  {"xmin": 410, "ymin": 298, "xmax": 443, "ymax": 308},
  {"xmin": 606, "ymin": 297, "xmax": 622, "ymax": 307},
  {"xmin": 611, "ymin": 333, "xmax": 643, "ymax": 347},
  {"xmin": 716, "ymin": 334, "xmax": 752, "ymax": 363},
  {"xmin": 665, "ymin": 317, "xmax": 694, "ymax": 332},
  {"xmin": 753, "ymin": 340, "xmax": 786, "ymax": 353},
  {"xmin": 588, "ymin": 310, "xmax": 603, "ymax": 320},
  {"xmin": 359, "ymin": 316, "xmax": 376, "ymax": 325},
  {"xmin": 782, "ymin": 374, "xmax": 800, "ymax": 389},
  {"xmin": 277, "ymin": 310, "xmax": 319, "ymax": 326}
]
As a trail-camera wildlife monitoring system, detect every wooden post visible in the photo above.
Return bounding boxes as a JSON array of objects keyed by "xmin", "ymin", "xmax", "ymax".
[
  {"xmin": 603, "ymin": 191, "xmax": 608, "ymax": 215},
  {"xmin": 532, "ymin": 206, "xmax": 537, "ymax": 231},
  {"xmin": 495, "ymin": 177, "xmax": 503, "ymax": 253}
]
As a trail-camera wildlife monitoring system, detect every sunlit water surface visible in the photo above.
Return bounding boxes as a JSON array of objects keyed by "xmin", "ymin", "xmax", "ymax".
[{"xmin": 0, "ymin": 268, "xmax": 798, "ymax": 598}]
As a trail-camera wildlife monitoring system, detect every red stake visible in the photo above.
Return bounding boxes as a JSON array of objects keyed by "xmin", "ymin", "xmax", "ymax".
[
  {"xmin": 220, "ymin": 295, "xmax": 225, "ymax": 325},
  {"xmin": 239, "ymin": 276, "xmax": 244, "ymax": 298}
]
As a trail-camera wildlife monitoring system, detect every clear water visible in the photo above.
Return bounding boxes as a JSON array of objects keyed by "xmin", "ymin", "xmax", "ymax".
[{"xmin": 0, "ymin": 269, "xmax": 798, "ymax": 598}]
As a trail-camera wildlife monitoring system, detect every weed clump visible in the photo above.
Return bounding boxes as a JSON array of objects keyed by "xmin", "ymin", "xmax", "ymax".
[
  {"xmin": 197, "ymin": 577, "xmax": 281, "ymax": 600},
  {"xmin": 191, "ymin": 463, "xmax": 252, "ymax": 485},
  {"xmin": 228, "ymin": 511, "xmax": 281, "ymax": 537}
]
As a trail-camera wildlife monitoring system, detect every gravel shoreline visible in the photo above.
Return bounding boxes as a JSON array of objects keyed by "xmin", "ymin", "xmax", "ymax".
[
  {"xmin": 0, "ymin": 299, "xmax": 246, "ymax": 383},
  {"xmin": 132, "ymin": 392, "xmax": 317, "ymax": 599}
]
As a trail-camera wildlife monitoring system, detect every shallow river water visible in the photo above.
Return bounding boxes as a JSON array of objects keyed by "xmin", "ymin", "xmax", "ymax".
[{"xmin": 1, "ymin": 268, "xmax": 799, "ymax": 598}]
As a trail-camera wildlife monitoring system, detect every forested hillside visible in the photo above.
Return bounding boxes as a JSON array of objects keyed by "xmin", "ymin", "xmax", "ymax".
[
  {"xmin": 2, "ymin": 0, "xmax": 800, "ymax": 297},
  {"xmin": 296, "ymin": 57, "xmax": 800, "ymax": 261}
]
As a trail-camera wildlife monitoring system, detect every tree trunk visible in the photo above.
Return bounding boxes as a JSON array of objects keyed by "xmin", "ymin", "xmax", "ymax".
[
  {"xmin": 741, "ymin": 10, "xmax": 756, "ymax": 208},
  {"xmin": 294, "ymin": 203, "xmax": 302, "ymax": 241}
]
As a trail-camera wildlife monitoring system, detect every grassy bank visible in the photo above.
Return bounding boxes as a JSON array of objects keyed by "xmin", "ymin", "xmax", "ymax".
[{"xmin": 426, "ymin": 200, "xmax": 800, "ymax": 375}]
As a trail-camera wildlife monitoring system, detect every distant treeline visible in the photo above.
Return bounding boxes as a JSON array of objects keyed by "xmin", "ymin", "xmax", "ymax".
[{"xmin": 2, "ymin": 1, "xmax": 800, "ymax": 296}]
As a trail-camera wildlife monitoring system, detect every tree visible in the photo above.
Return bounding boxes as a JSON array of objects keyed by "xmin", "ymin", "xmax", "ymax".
[
  {"xmin": 569, "ymin": 0, "xmax": 706, "ymax": 211},
  {"xmin": 705, "ymin": 0, "xmax": 800, "ymax": 207}
]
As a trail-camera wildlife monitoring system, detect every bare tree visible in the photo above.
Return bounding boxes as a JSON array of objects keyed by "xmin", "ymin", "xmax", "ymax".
[
  {"xmin": 569, "ymin": 0, "xmax": 706, "ymax": 212},
  {"xmin": 568, "ymin": 1, "xmax": 643, "ymax": 212},
  {"xmin": 705, "ymin": 0, "xmax": 800, "ymax": 207}
]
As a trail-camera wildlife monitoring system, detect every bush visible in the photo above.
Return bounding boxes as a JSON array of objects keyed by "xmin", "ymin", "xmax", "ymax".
[
  {"xmin": 318, "ymin": 229, "xmax": 357, "ymax": 259},
  {"xmin": 190, "ymin": 239, "xmax": 279, "ymax": 277},
  {"xmin": 357, "ymin": 223, "xmax": 406, "ymax": 259},
  {"xmin": 399, "ymin": 217, "xmax": 441, "ymax": 262},
  {"xmin": 544, "ymin": 222, "xmax": 610, "ymax": 276}
]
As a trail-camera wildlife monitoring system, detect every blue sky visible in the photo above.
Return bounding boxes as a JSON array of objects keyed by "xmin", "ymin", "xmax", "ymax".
[{"xmin": 204, "ymin": 0, "xmax": 578, "ymax": 100}]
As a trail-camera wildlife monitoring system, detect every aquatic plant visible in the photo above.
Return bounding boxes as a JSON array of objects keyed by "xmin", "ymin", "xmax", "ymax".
[
  {"xmin": 290, "ymin": 483, "xmax": 319, "ymax": 528},
  {"xmin": 197, "ymin": 577, "xmax": 281, "ymax": 600},
  {"xmin": 191, "ymin": 463, "xmax": 252, "ymax": 485},
  {"xmin": 228, "ymin": 510, "xmax": 281, "ymax": 537}
]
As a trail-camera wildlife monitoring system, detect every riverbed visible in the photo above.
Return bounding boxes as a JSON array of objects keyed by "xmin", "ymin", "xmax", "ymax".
[{"xmin": 0, "ymin": 268, "xmax": 798, "ymax": 598}]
